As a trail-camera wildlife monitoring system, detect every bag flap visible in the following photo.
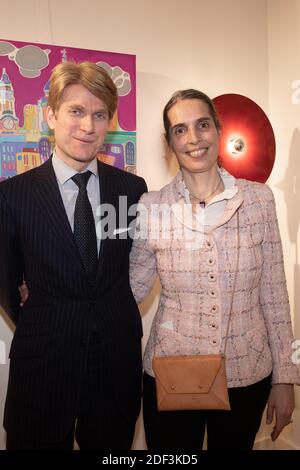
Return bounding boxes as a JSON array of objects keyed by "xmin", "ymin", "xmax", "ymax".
[{"xmin": 152, "ymin": 354, "xmax": 223, "ymax": 394}]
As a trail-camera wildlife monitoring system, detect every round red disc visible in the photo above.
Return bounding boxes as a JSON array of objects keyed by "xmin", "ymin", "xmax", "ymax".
[{"xmin": 212, "ymin": 94, "xmax": 275, "ymax": 183}]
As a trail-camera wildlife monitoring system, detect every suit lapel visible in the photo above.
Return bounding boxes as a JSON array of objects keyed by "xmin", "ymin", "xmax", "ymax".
[
  {"xmin": 96, "ymin": 161, "xmax": 119, "ymax": 284},
  {"xmin": 31, "ymin": 158, "xmax": 83, "ymax": 273}
]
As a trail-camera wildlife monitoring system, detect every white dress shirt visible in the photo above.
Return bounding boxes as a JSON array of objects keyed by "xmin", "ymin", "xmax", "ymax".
[{"xmin": 52, "ymin": 153, "xmax": 101, "ymax": 254}]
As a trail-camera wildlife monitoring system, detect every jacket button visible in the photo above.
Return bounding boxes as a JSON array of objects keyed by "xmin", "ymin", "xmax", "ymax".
[{"xmin": 206, "ymin": 240, "xmax": 213, "ymax": 249}]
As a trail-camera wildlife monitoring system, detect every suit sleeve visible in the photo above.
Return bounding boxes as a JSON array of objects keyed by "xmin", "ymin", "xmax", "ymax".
[
  {"xmin": 130, "ymin": 192, "xmax": 157, "ymax": 304},
  {"xmin": 258, "ymin": 185, "xmax": 300, "ymax": 384},
  {"xmin": 0, "ymin": 188, "xmax": 23, "ymax": 324},
  {"xmin": 137, "ymin": 176, "xmax": 147, "ymax": 200}
]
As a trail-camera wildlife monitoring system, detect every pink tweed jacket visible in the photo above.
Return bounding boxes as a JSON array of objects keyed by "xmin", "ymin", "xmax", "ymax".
[{"xmin": 130, "ymin": 170, "xmax": 300, "ymax": 387}]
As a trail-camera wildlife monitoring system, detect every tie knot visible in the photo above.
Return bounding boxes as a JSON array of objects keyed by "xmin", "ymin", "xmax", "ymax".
[{"xmin": 72, "ymin": 171, "xmax": 92, "ymax": 190}]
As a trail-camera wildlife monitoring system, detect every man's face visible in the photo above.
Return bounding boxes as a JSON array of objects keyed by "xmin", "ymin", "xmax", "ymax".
[{"xmin": 47, "ymin": 84, "xmax": 110, "ymax": 170}]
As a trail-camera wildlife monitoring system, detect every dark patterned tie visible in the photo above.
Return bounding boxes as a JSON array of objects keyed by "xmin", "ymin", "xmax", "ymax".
[{"xmin": 72, "ymin": 171, "xmax": 98, "ymax": 281}]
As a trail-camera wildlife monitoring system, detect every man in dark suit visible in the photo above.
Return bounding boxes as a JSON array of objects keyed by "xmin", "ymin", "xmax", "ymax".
[{"xmin": 0, "ymin": 61, "xmax": 147, "ymax": 449}]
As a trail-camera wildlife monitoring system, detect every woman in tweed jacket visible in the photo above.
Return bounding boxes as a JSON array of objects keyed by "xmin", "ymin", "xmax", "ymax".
[{"xmin": 130, "ymin": 89, "xmax": 300, "ymax": 450}]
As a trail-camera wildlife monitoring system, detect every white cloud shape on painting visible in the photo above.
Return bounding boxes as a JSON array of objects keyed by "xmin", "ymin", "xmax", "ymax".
[
  {"xmin": 0, "ymin": 41, "xmax": 16, "ymax": 56},
  {"xmin": 0, "ymin": 41, "xmax": 50, "ymax": 78},
  {"xmin": 97, "ymin": 61, "xmax": 131, "ymax": 97}
]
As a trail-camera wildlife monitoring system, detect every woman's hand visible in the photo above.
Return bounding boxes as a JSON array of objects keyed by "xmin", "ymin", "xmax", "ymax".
[
  {"xmin": 266, "ymin": 383, "xmax": 295, "ymax": 441},
  {"xmin": 18, "ymin": 281, "xmax": 29, "ymax": 307}
]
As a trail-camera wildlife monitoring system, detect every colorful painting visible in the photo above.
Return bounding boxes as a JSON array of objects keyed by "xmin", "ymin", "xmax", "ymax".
[{"xmin": 0, "ymin": 39, "xmax": 136, "ymax": 181}]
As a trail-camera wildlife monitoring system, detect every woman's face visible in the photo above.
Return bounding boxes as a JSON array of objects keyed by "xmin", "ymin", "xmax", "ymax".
[{"xmin": 168, "ymin": 99, "xmax": 219, "ymax": 175}]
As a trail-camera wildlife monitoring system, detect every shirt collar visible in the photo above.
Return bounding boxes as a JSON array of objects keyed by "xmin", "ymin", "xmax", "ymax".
[
  {"xmin": 179, "ymin": 167, "xmax": 238, "ymax": 205},
  {"xmin": 52, "ymin": 152, "xmax": 98, "ymax": 185},
  {"xmin": 171, "ymin": 168, "xmax": 244, "ymax": 233},
  {"xmin": 210, "ymin": 167, "xmax": 238, "ymax": 204}
]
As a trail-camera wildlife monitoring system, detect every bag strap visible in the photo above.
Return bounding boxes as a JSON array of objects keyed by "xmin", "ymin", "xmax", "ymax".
[
  {"xmin": 223, "ymin": 210, "xmax": 240, "ymax": 355},
  {"xmin": 154, "ymin": 209, "xmax": 240, "ymax": 357}
]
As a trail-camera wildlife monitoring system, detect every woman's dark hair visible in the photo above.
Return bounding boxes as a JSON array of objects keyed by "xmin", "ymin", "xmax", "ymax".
[{"xmin": 163, "ymin": 89, "xmax": 221, "ymax": 144}]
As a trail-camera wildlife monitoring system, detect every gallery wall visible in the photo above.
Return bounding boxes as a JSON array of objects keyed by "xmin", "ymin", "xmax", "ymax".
[{"xmin": 262, "ymin": 0, "xmax": 300, "ymax": 449}]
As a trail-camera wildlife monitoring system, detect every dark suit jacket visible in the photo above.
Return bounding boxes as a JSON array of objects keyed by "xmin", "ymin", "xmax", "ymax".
[{"xmin": 0, "ymin": 158, "xmax": 147, "ymax": 442}]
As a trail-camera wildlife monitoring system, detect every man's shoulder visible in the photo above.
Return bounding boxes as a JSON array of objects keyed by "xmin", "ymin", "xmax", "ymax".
[
  {"xmin": 0, "ymin": 161, "xmax": 53, "ymax": 201},
  {"xmin": 1, "ymin": 160, "xmax": 50, "ymax": 186},
  {"xmin": 0, "ymin": 168, "xmax": 33, "ymax": 192},
  {"xmin": 98, "ymin": 161, "xmax": 140, "ymax": 179},
  {"xmin": 98, "ymin": 161, "xmax": 146, "ymax": 187}
]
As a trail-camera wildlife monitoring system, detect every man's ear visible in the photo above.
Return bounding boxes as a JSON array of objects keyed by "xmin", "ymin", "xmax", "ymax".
[{"xmin": 46, "ymin": 106, "xmax": 55, "ymax": 130}]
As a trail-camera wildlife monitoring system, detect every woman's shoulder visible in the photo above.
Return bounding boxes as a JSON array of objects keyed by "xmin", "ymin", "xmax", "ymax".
[
  {"xmin": 137, "ymin": 173, "xmax": 180, "ymax": 206},
  {"xmin": 236, "ymin": 177, "xmax": 274, "ymax": 202}
]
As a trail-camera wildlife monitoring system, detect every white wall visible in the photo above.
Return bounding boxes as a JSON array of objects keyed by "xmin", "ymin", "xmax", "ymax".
[
  {"xmin": 254, "ymin": 0, "xmax": 300, "ymax": 450},
  {"xmin": 0, "ymin": 0, "xmax": 298, "ymax": 450}
]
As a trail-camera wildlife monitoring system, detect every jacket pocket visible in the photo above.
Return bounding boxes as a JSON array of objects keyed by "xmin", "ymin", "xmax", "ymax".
[{"xmin": 246, "ymin": 327, "xmax": 271, "ymax": 376}]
